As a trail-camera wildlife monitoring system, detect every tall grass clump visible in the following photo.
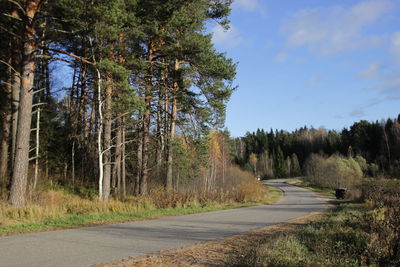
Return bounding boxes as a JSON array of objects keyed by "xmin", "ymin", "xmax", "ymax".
[
  {"xmin": 0, "ymin": 167, "xmax": 270, "ymax": 230},
  {"xmin": 0, "ymin": 189, "xmax": 155, "ymax": 226}
]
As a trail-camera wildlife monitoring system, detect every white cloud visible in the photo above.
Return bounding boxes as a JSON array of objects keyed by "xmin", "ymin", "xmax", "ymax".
[
  {"xmin": 358, "ymin": 63, "xmax": 380, "ymax": 79},
  {"xmin": 282, "ymin": 0, "xmax": 392, "ymax": 55},
  {"xmin": 234, "ymin": 0, "xmax": 265, "ymax": 14},
  {"xmin": 212, "ymin": 24, "xmax": 245, "ymax": 48}
]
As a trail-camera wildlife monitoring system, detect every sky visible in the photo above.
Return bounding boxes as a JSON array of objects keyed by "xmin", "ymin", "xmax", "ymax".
[{"xmin": 210, "ymin": 0, "xmax": 400, "ymax": 137}]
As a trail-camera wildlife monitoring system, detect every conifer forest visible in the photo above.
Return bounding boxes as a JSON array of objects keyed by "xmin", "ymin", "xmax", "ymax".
[
  {"xmin": 0, "ymin": 0, "xmax": 238, "ymax": 207},
  {"xmin": 1, "ymin": 1, "xmax": 400, "ymax": 266},
  {"xmin": 0, "ymin": 0, "xmax": 399, "ymax": 209}
]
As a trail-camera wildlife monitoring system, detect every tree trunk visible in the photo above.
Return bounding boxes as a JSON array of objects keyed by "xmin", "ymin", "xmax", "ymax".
[
  {"xmin": 155, "ymin": 92, "xmax": 164, "ymax": 168},
  {"xmin": 166, "ymin": 94, "xmax": 176, "ymax": 191},
  {"xmin": 9, "ymin": 0, "xmax": 43, "ymax": 207},
  {"xmin": 141, "ymin": 109, "xmax": 150, "ymax": 195},
  {"xmin": 80, "ymin": 36, "xmax": 89, "ymax": 140},
  {"xmin": 135, "ymin": 127, "xmax": 142, "ymax": 195},
  {"xmin": 102, "ymin": 78, "xmax": 113, "ymax": 201},
  {"xmin": 0, "ymin": 58, "xmax": 12, "ymax": 183},
  {"xmin": 140, "ymin": 39, "xmax": 154, "ymax": 195},
  {"xmin": 32, "ymin": 107, "xmax": 40, "ymax": 190},
  {"xmin": 166, "ymin": 59, "xmax": 180, "ymax": 191},
  {"xmin": 11, "ymin": 28, "xmax": 21, "ymax": 169},
  {"xmin": 95, "ymin": 66, "xmax": 104, "ymax": 201},
  {"xmin": 121, "ymin": 117, "xmax": 126, "ymax": 197},
  {"xmin": 113, "ymin": 119, "xmax": 122, "ymax": 196},
  {"xmin": 71, "ymin": 140, "xmax": 75, "ymax": 185}
]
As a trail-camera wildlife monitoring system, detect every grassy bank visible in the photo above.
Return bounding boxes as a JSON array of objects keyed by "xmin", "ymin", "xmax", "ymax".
[
  {"xmin": 0, "ymin": 183, "xmax": 281, "ymax": 236},
  {"xmin": 232, "ymin": 202, "xmax": 368, "ymax": 266},
  {"xmin": 231, "ymin": 179, "xmax": 400, "ymax": 267},
  {"xmin": 285, "ymin": 178, "xmax": 335, "ymax": 196}
]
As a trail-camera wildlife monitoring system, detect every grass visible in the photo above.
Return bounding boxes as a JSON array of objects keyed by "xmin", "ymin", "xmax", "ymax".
[
  {"xmin": 231, "ymin": 178, "xmax": 400, "ymax": 267},
  {"xmin": 0, "ymin": 204, "xmax": 248, "ymax": 235},
  {"xmin": 0, "ymin": 184, "xmax": 282, "ymax": 236},
  {"xmin": 285, "ymin": 178, "xmax": 335, "ymax": 196},
  {"xmin": 231, "ymin": 202, "xmax": 370, "ymax": 267}
]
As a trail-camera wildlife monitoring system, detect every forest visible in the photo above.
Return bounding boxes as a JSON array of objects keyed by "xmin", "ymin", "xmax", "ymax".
[
  {"xmin": 0, "ymin": 0, "xmax": 399, "ymax": 209},
  {"xmin": 235, "ymin": 116, "xmax": 400, "ymax": 179},
  {"xmin": 1, "ymin": 1, "xmax": 399, "ymax": 265},
  {"xmin": 0, "ymin": 0, "xmax": 241, "ymax": 208}
]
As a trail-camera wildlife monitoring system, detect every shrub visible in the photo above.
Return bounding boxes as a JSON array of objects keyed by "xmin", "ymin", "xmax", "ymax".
[
  {"xmin": 305, "ymin": 154, "xmax": 363, "ymax": 191},
  {"xmin": 361, "ymin": 179, "xmax": 400, "ymax": 266},
  {"xmin": 235, "ymin": 181, "xmax": 265, "ymax": 203}
]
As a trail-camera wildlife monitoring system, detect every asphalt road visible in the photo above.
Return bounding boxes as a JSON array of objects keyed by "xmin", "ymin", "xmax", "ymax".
[{"xmin": 0, "ymin": 179, "xmax": 328, "ymax": 267}]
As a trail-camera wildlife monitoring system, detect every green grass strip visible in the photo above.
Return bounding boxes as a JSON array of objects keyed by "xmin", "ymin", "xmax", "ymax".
[{"xmin": 0, "ymin": 186, "xmax": 282, "ymax": 236}]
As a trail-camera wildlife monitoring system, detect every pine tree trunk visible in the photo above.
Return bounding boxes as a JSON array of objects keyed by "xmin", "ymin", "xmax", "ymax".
[
  {"xmin": 79, "ymin": 36, "xmax": 89, "ymax": 140},
  {"xmin": 166, "ymin": 95, "xmax": 176, "ymax": 191},
  {"xmin": 140, "ymin": 40, "xmax": 154, "ymax": 195},
  {"xmin": 135, "ymin": 128, "xmax": 142, "ymax": 195},
  {"xmin": 155, "ymin": 94, "xmax": 164, "ymax": 168},
  {"xmin": 11, "ymin": 33, "xmax": 21, "ymax": 168},
  {"xmin": 166, "ymin": 59, "xmax": 180, "ymax": 191},
  {"xmin": 0, "ymin": 59, "xmax": 12, "ymax": 183},
  {"xmin": 113, "ymin": 120, "xmax": 122, "ymax": 196},
  {"xmin": 9, "ymin": 0, "xmax": 43, "ymax": 207},
  {"xmin": 80, "ymin": 66, "xmax": 89, "ymax": 139},
  {"xmin": 121, "ymin": 117, "xmax": 126, "ymax": 197},
  {"xmin": 102, "ymin": 81, "xmax": 113, "ymax": 201},
  {"xmin": 141, "ymin": 109, "xmax": 150, "ymax": 195},
  {"xmin": 33, "ymin": 107, "xmax": 40, "ymax": 190},
  {"xmin": 71, "ymin": 141, "xmax": 75, "ymax": 185}
]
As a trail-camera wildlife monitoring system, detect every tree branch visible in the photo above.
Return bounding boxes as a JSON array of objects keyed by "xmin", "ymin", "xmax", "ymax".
[
  {"xmin": 7, "ymin": 0, "xmax": 26, "ymax": 15},
  {"xmin": 44, "ymin": 48, "xmax": 94, "ymax": 65},
  {"xmin": 2, "ymin": 12, "xmax": 22, "ymax": 21},
  {"xmin": 0, "ymin": 60, "xmax": 21, "ymax": 77}
]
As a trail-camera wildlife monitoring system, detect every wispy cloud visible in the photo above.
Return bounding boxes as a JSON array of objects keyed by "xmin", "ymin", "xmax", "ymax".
[
  {"xmin": 376, "ymin": 72, "xmax": 400, "ymax": 98},
  {"xmin": 391, "ymin": 32, "xmax": 400, "ymax": 62},
  {"xmin": 281, "ymin": 0, "xmax": 392, "ymax": 55},
  {"xmin": 234, "ymin": 0, "xmax": 266, "ymax": 15},
  {"xmin": 306, "ymin": 76, "xmax": 330, "ymax": 87},
  {"xmin": 358, "ymin": 63, "xmax": 380, "ymax": 79},
  {"xmin": 350, "ymin": 108, "xmax": 366, "ymax": 118},
  {"xmin": 350, "ymin": 96, "xmax": 396, "ymax": 118},
  {"xmin": 335, "ymin": 115, "xmax": 344, "ymax": 119},
  {"xmin": 211, "ymin": 24, "xmax": 245, "ymax": 48},
  {"xmin": 275, "ymin": 52, "xmax": 288, "ymax": 63}
]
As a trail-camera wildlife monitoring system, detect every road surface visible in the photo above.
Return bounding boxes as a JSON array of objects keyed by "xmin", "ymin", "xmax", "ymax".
[{"xmin": 0, "ymin": 179, "xmax": 328, "ymax": 267}]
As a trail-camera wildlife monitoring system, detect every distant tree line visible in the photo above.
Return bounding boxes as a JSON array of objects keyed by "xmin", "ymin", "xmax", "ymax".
[
  {"xmin": 233, "ymin": 115, "xmax": 400, "ymax": 178},
  {"xmin": 0, "ymin": 0, "xmax": 237, "ymax": 207}
]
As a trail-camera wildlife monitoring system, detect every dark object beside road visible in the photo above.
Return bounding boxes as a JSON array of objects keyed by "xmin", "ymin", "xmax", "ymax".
[{"xmin": 335, "ymin": 188, "xmax": 348, "ymax": 199}]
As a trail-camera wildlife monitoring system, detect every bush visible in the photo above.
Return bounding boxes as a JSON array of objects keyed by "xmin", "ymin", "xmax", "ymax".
[
  {"xmin": 305, "ymin": 154, "xmax": 363, "ymax": 191},
  {"xmin": 235, "ymin": 181, "xmax": 265, "ymax": 203},
  {"xmin": 361, "ymin": 179, "xmax": 400, "ymax": 266}
]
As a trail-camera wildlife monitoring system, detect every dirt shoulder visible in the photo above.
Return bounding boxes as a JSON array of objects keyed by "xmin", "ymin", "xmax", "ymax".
[{"xmin": 92, "ymin": 210, "xmax": 328, "ymax": 267}]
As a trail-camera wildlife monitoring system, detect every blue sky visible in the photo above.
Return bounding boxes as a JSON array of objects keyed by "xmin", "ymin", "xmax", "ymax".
[{"xmin": 210, "ymin": 0, "xmax": 400, "ymax": 137}]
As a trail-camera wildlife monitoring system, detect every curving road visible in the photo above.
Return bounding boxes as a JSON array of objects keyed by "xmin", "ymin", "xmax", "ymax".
[{"xmin": 0, "ymin": 179, "xmax": 328, "ymax": 267}]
